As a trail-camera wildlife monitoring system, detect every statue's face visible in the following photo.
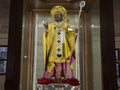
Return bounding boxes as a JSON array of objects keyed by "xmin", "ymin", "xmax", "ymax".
[{"xmin": 54, "ymin": 11, "xmax": 63, "ymax": 22}]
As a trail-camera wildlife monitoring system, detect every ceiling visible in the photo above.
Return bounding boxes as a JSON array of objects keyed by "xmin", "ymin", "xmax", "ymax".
[
  {"xmin": 0, "ymin": 0, "xmax": 120, "ymax": 37},
  {"xmin": 29, "ymin": 0, "xmax": 81, "ymax": 11},
  {"xmin": 40, "ymin": 0, "xmax": 79, "ymax": 3}
]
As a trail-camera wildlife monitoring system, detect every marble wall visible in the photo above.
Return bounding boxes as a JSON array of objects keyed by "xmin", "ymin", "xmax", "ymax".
[
  {"xmin": 0, "ymin": 0, "xmax": 9, "ymax": 45},
  {"xmin": 88, "ymin": 0, "xmax": 102, "ymax": 89}
]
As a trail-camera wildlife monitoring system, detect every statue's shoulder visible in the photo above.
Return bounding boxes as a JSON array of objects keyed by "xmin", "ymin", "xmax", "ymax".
[
  {"xmin": 63, "ymin": 22, "xmax": 69, "ymax": 30},
  {"xmin": 48, "ymin": 22, "xmax": 54, "ymax": 26}
]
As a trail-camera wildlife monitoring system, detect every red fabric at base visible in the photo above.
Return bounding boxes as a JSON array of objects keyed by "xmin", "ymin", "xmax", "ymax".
[{"xmin": 37, "ymin": 77, "xmax": 80, "ymax": 86}]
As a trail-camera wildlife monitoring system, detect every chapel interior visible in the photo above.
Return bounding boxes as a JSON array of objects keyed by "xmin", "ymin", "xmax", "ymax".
[{"xmin": 0, "ymin": 0, "xmax": 120, "ymax": 90}]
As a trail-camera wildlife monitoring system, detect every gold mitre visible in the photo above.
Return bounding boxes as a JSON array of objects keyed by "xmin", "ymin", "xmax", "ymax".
[{"xmin": 51, "ymin": 5, "xmax": 67, "ymax": 20}]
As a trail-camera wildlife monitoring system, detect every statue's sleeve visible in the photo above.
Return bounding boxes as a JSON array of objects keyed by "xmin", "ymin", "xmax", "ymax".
[
  {"xmin": 43, "ymin": 31, "xmax": 47, "ymax": 68},
  {"xmin": 43, "ymin": 24, "xmax": 52, "ymax": 68}
]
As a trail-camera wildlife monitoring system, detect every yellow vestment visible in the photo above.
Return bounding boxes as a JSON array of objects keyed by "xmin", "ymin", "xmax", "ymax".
[{"xmin": 43, "ymin": 22, "xmax": 76, "ymax": 72}]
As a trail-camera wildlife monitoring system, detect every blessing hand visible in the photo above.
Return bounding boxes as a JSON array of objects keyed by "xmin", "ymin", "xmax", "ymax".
[{"xmin": 42, "ymin": 21, "xmax": 48, "ymax": 30}]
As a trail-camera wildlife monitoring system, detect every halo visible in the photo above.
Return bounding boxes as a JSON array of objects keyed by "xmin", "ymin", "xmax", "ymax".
[{"xmin": 51, "ymin": 5, "xmax": 67, "ymax": 20}]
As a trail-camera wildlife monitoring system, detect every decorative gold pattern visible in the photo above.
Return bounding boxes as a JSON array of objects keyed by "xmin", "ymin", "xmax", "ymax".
[
  {"xmin": 52, "ymin": 22, "xmax": 66, "ymax": 59},
  {"xmin": 51, "ymin": 5, "xmax": 67, "ymax": 20},
  {"xmin": 55, "ymin": 25, "xmax": 64, "ymax": 59}
]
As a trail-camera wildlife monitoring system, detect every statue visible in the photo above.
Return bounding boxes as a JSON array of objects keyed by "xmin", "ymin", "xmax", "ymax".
[{"xmin": 37, "ymin": 5, "xmax": 80, "ymax": 86}]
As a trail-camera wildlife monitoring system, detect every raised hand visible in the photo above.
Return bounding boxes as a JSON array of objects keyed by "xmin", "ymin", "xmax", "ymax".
[{"xmin": 42, "ymin": 21, "xmax": 48, "ymax": 30}]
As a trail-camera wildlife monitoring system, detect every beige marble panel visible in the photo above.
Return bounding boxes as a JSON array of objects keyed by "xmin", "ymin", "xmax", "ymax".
[
  {"xmin": 0, "ymin": 76, "xmax": 5, "ymax": 90},
  {"xmin": 115, "ymin": 37, "xmax": 120, "ymax": 49}
]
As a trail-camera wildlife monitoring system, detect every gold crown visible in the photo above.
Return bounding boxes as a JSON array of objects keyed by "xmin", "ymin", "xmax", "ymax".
[{"xmin": 51, "ymin": 5, "xmax": 67, "ymax": 20}]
